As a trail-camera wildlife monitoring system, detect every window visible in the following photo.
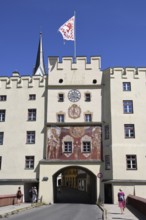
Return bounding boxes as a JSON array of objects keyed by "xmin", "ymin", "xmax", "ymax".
[
  {"xmin": 25, "ymin": 156, "xmax": 34, "ymax": 169},
  {"xmin": 0, "ymin": 156, "xmax": 2, "ymax": 170},
  {"xmin": 0, "ymin": 110, "xmax": 5, "ymax": 122},
  {"xmin": 57, "ymin": 114, "xmax": 64, "ymax": 122},
  {"xmin": 0, "ymin": 96, "xmax": 7, "ymax": 101},
  {"xmin": 123, "ymin": 82, "xmax": 131, "ymax": 91},
  {"xmin": 0, "ymin": 132, "xmax": 4, "ymax": 145},
  {"xmin": 64, "ymin": 142, "xmax": 72, "ymax": 153},
  {"xmin": 26, "ymin": 131, "xmax": 35, "ymax": 144},
  {"xmin": 105, "ymin": 155, "xmax": 111, "ymax": 170},
  {"xmin": 93, "ymin": 79, "xmax": 97, "ymax": 84},
  {"xmin": 105, "ymin": 125, "xmax": 109, "ymax": 139},
  {"xmin": 124, "ymin": 124, "xmax": 135, "ymax": 138},
  {"xmin": 83, "ymin": 141, "xmax": 91, "ymax": 153},
  {"xmin": 58, "ymin": 94, "xmax": 64, "ymax": 102},
  {"xmin": 29, "ymin": 94, "xmax": 36, "ymax": 100},
  {"xmin": 126, "ymin": 155, "xmax": 137, "ymax": 170},
  {"xmin": 28, "ymin": 109, "xmax": 36, "ymax": 121},
  {"xmin": 85, "ymin": 114, "xmax": 92, "ymax": 122},
  {"xmin": 59, "ymin": 79, "xmax": 63, "ymax": 84},
  {"xmin": 123, "ymin": 100, "xmax": 133, "ymax": 113},
  {"xmin": 85, "ymin": 93, "xmax": 91, "ymax": 102}
]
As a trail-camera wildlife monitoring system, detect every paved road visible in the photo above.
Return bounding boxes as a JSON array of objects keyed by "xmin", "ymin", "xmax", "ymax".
[
  {"xmin": 56, "ymin": 188, "xmax": 92, "ymax": 203},
  {"xmin": 6, "ymin": 204, "xmax": 102, "ymax": 220}
]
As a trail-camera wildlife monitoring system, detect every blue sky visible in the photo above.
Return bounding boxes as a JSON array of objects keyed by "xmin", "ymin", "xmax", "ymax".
[{"xmin": 0, "ymin": 0, "xmax": 146, "ymax": 76}]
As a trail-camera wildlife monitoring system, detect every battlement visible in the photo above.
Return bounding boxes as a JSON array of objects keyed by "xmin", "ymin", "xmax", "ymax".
[
  {"xmin": 49, "ymin": 56, "xmax": 101, "ymax": 72},
  {"xmin": 109, "ymin": 67, "xmax": 146, "ymax": 79},
  {"xmin": 0, "ymin": 72, "xmax": 46, "ymax": 89}
]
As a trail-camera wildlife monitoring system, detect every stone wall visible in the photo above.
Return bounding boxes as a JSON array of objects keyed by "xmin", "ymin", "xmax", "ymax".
[
  {"xmin": 127, "ymin": 194, "xmax": 146, "ymax": 216},
  {"xmin": 0, "ymin": 194, "xmax": 23, "ymax": 207}
]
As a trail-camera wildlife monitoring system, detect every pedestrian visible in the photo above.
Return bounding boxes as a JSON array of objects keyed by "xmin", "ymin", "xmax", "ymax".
[
  {"xmin": 32, "ymin": 186, "xmax": 37, "ymax": 203},
  {"xmin": 16, "ymin": 187, "xmax": 22, "ymax": 205},
  {"xmin": 29, "ymin": 187, "xmax": 33, "ymax": 202},
  {"xmin": 117, "ymin": 188, "xmax": 125, "ymax": 214}
]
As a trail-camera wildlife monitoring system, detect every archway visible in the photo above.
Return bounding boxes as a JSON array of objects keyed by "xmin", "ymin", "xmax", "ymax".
[{"xmin": 53, "ymin": 166, "xmax": 97, "ymax": 204}]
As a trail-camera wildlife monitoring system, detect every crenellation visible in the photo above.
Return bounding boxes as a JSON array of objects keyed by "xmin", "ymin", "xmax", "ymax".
[
  {"xmin": 17, "ymin": 78, "xmax": 22, "ymax": 88},
  {"xmin": 110, "ymin": 67, "xmax": 146, "ymax": 79},
  {"xmin": 0, "ymin": 77, "xmax": 9, "ymax": 89},
  {"xmin": 110, "ymin": 68, "xmax": 123, "ymax": 78},
  {"xmin": 0, "ymin": 75, "xmax": 46, "ymax": 89},
  {"xmin": 49, "ymin": 56, "xmax": 101, "ymax": 72},
  {"xmin": 90, "ymin": 57, "xmax": 101, "ymax": 69},
  {"xmin": 136, "ymin": 68, "xmax": 146, "ymax": 79},
  {"xmin": 38, "ymin": 75, "xmax": 46, "ymax": 87},
  {"xmin": 75, "ymin": 57, "xmax": 87, "ymax": 69},
  {"xmin": 28, "ymin": 77, "xmax": 33, "ymax": 88},
  {"xmin": 122, "ymin": 68, "xmax": 127, "ymax": 79},
  {"xmin": 6, "ymin": 78, "xmax": 11, "ymax": 88},
  {"xmin": 72, "ymin": 57, "xmax": 87, "ymax": 70}
]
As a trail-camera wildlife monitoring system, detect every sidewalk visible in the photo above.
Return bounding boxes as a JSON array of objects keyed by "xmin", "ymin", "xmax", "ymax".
[
  {"xmin": 0, "ymin": 203, "xmax": 41, "ymax": 218},
  {"xmin": 103, "ymin": 204, "xmax": 146, "ymax": 220}
]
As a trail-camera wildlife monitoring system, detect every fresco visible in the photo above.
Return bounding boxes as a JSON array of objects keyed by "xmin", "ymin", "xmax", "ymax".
[{"xmin": 46, "ymin": 126, "xmax": 101, "ymax": 160}]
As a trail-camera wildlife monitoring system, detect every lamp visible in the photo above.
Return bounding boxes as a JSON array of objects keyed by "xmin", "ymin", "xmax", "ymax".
[{"xmin": 42, "ymin": 177, "xmax": 48, "ymax": 181}]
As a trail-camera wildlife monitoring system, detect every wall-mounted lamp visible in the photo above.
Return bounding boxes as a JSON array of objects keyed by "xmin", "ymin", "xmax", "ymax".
[{"xmin": 42, "ymin": 176, "xmax": 48, "ymax": 181}]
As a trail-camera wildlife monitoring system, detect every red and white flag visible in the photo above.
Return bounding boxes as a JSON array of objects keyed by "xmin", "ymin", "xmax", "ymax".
[{"xmin": 58, "ymin": 16, "xmax": 75, "ymax": 41}]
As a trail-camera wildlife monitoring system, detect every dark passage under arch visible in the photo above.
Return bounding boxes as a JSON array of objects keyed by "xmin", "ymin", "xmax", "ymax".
[{"xmin": 53, "ymin": 166, "xmax": 97, "ymax": 204}]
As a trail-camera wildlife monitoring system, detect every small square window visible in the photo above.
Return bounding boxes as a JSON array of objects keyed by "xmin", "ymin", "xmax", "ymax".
[
  {"xmin": 124, "ymin": 124, "xmax": 135, "ymax": 138},
  {"xmin": 123, "ymin": 100, "xmax": 133, "ymax": 113},
  {"xmin": 0, "ymin": 96, "xmax": 7, "ymax": 101},
  {"xmin": 29, "ymin": 94, "xmax": 36, "ymax": 100},
  {"xmin": 57, "ymin": 114, "xmax": 64, "ymax": 122},
  {"xmin": 85, "ymin": 114, "xmax": 92, "ymax": 122},
  {"xmin": 25, "ymin": 156, "xmax": 34, "ymax": 169},
  {"xmin": 0, "ymin": 132, "xmax": 4, "ymax": 145},
  {"xmin": 64, "ymin": 142, "xmax": 72, "ymax": 153},
  {"xmin": 126, "ymin": 155, "xmax": 137, "ymax": 170},
  {"xmin": 85, "ymin": 93, "xmax": 91, "ymax": 102},
  {"xmin": 123, "ymin": 82, "xmax": 131, "ymax": 91},
  {"xmin": 58, "ymin": 94, "xmax": 64, "ymax": 102},
  {"xmin": 28, "ymin": 109, "xmax": 36, "ymax": 121},
  {"xmin": 26, "ymin": 131, "xmax": 35, "ymax": 144},
  {"xmin": 83, "ymin": 141, "xmax": 91, "ymax": 152},
  {"xmin": 0, "ymin": 110, "xmax": 6, "ymax": 122}
]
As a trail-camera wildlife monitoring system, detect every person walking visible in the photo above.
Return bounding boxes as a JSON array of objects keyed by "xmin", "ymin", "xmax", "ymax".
[
  {"xmin": 29, "ymin": 187, "xmax": 33, "ymax": 202},
  {"xmin": 117, "ymin": 189, "xmax": 125, "ymax": 214},
  {"xmin": 32, "ymin": 186, "xmax": 37, "ymax": 203},
  {"xmin": 16, "ymin": 187, "xmax": 22, "ymax": 205}
]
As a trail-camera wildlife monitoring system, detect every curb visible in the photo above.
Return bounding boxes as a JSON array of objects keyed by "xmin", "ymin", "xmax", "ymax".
[
  {"xmin": 0, "ymin": 206, "xmax": 32, "ymax": 218},
  {"xmin": 98, "ymin": 204, "xmax": 108, "ymax": 220},
  {"xmin": 0, "ymin": 203, "xmax": 45, "ymax": 218}
]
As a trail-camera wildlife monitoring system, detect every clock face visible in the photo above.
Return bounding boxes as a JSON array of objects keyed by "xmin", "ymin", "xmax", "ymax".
[{"xmin": 68, "ymin": 90, "xmax": 81, "ymax": 102}]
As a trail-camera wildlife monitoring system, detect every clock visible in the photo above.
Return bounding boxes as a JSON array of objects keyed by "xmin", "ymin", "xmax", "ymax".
[{"xmin": 68, "ymin": 89, "xmax": 81, "ymax": 102}]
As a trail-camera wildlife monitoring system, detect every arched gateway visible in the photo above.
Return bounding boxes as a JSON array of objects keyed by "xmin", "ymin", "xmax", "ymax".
[
  {"xmin": 53, "ymin": 166, "xmax": 97, "ymax": 204},
  {"xmin": 39, "ymin": 162, "xmax": 101, "ymax": 205}
]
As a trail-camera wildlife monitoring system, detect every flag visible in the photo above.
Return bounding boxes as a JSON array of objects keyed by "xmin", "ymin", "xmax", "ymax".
[{"xmin": 58, "ymin": 16, "xmax": 75, "ymax": 41}]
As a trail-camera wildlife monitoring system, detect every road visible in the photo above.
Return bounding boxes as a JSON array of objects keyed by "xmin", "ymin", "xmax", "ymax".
[{"xmin": 7, "ymin": 204, "xmax": 103, "ymax": 220}]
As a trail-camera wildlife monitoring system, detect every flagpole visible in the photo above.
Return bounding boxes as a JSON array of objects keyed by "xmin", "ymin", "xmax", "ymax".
[{"xmin": 74, "ymin": 11, "xmax": 76, "ymax": 62}]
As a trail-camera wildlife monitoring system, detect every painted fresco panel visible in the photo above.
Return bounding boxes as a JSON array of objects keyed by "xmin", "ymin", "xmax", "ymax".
[{"xmin": 46, "ymin": 126, "xmax": 101, "ymax": 160}]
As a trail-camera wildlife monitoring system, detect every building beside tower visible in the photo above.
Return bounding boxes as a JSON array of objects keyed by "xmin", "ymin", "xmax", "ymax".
[{"xmin": 0, "ymin": 33, "xmax": 146, "ymax": 204}]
